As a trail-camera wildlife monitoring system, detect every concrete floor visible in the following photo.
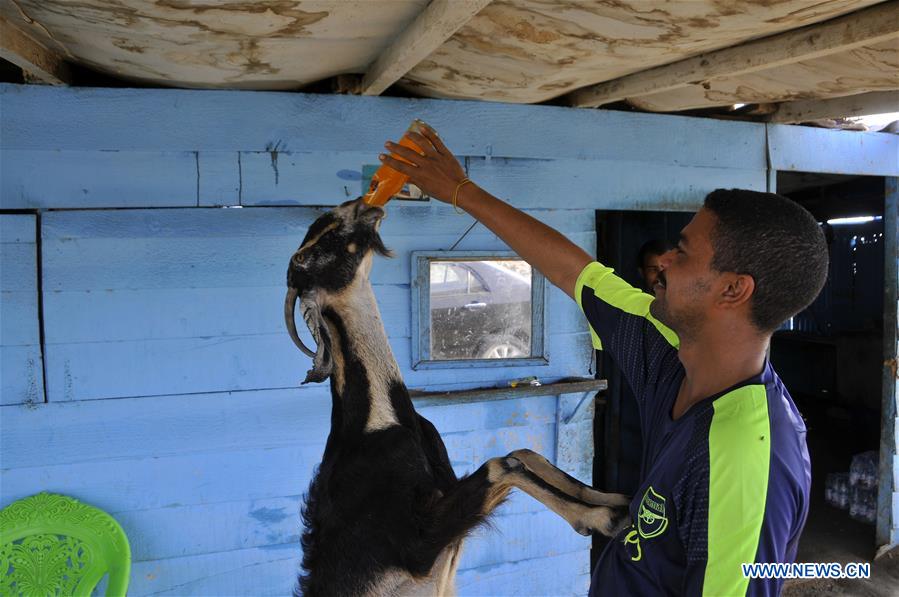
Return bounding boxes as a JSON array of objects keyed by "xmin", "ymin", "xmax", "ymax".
[
  {"xmin": 797, "ymin": 495, "xmax": 875, "ymax": 565},
  {"xmin": 783, "ymin": 546, "xmax": 898, "ymax": 596},
  {"xmin": 783, "ymin": 494, "xmax": 895, "ymax": 596}
]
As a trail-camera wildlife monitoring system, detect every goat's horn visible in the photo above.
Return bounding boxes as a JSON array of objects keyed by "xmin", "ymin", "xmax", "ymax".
[{"xmin": 284, "ymin": 287, "xmax": 316, "ymax": 358}]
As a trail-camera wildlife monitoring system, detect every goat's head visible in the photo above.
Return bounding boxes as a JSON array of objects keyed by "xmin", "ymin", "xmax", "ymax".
[{"xmin": 285, "ymin": 198, "xmax": 391, "ymax": 384}]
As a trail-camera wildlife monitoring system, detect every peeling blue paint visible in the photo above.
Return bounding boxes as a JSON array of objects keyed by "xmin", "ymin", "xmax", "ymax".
[{"xmin": 250, "ymin": 506, "xmax": 290, "ymax": 525}]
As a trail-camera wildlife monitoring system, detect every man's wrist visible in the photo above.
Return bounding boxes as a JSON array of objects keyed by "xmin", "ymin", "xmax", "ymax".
[{"xmin": 455, "ymin": 181, "xmax": 478, "ymax": 212}]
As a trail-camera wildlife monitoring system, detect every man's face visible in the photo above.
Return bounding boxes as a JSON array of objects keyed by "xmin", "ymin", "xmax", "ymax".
[
  {"xmin": 649, "ymin": 209, "xmax": 719, "ymax": 338},
  {"xmin": 639, "ymin": 253, "xmax": 664, "ymax": 295}
]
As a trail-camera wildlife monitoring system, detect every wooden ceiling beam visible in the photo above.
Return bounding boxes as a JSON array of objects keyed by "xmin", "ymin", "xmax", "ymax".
[
  {"xmin": 768, "ymin": 90, "xmax": 899, "ymax": 124},
  {"xmin": 566, "ymin": 1, "xmax": 899, "ymax": 108},
  {"xmin": 0, "ymin": 15, "xmax": 70, "ymax": 85},
  {"xmin": 360, "ymin": 0, "xmax": 492, "ymax": 96}
]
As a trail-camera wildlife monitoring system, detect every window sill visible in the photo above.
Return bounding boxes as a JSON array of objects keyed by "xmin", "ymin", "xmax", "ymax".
[{"xmin": 409, "ymin": 377, "xmax": 608, "ymax": 407}]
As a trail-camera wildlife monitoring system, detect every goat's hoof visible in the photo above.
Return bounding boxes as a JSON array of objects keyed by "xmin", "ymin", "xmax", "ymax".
[
  {"xmin": 603, "ymin": 507, "xmax": 632, "ymax": 537},
  {"xmin": 573, "ymin": 522, "xmax": 592, "ymax": 537}
]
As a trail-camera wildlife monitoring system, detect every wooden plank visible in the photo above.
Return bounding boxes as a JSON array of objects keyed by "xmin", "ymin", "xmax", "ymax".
[
  {"xmin": 110, "ymin": 285, "xmax": 557, "ymax": 348},
  {"xmin": 42, "ymin": 330, "xmax": 593, "ymax": 401},
  {"xmin": 0, "ymin": 149, "xmax": 197, "ymax": 209},
  {"xmin": 40, "ymin": 227, "xmax": 594, "ymax": 291},
  {"xmin": 117, "ymin": 496, "xmax": 302, "ymax": 562},
  {"xmin": 768, "ymin": 91, "xmax": 899, "ymax": 124},
  {"xmin": 109, "ymin": 497, "xmax": 583, "ymax": 570},
  {"xmin": 412, "ymin": 379, "xmax": 605, "ymax": 405},
  {"xmin": 0, "ymin": 214, "xmax": 43, "ymax": 406},
  {"xmin": 0, "ymin": 422, "xmax": 558, "ymax": 512},
  {"xmin": 565, "ymin": 1, "xmax": 899, "ymax": 107},
  {"xmin": 361, "ymin": 0, "xmax": 493, "ymax": 96},
  {"xmin": 470, "ymin": 157, "xmax": 766, "ymax": 211},
  {"xmin": 768, "ymin": 124, "xmax": 899, "ymax": 176},
  {"xmin": 556, "ymin": 392, "xmax": 596, "ymax": 483},
  {"xmin": 878, "ymin": 177, "xmax": 898, "ymax": 547},
  {"xmin": 456, "ymin": 508, "xmax": 589, "ymax": 573},
  {"xmin": 239, "ymin": 151, "xmax": 376, "ymax": 206},
  {"xmin": 0, "ymin": 390, "xmax": 559, "ymax": 469},
  {"xmin": 128, "ymin": 537, "xmax": 586, "ymax": 597},
  {"xmin": 0, "ymin": 84, "xmax": 766, "ymax": 170},
  {"xmin": 0, "ymin": 16, "xmax": 70, "ymax": 85},
  {"xmin": 1, "ymin": 242, "xmax": 39, "ymax": 345},
  {"xmin": 197, "ymin": 152, "xmax": 240, "ymax": 206},
  {"xmin": 0, "ymin": 345, "xmax": 43, "ymax": 406},
  {"xmin": 42, "ymin": 284, "xmax": 410, "ymax": 343},
  {"xmin": 127, "ymin": 543, "xmax": 297, "ymax": 597},
  {"xmin": 894, "ymin": 491, "xmax": 899, "ymax": 530},
  {"xmin": 39, "ymin": 204, "xmax": 316, "ymax": 240},
  {"xmin": 624, "ymin": 38, "xmax": 899, "ymax": 113},
  {"xmin": 0, "ymin": 214, "xmax": 36, "ymax": 243},
  {"xmin": 895, "ymin": 426, "xmax": 899, "ymax": 488},
  {"xmin": 2, "ymin": 151, "xmax": 767, "ymax": 211},
  {"xmin": 39, "ymin": 203, "xmax": 592, "ymax": 240},
  {"xmin": 456, "ymin": 550, "xmax": 590, "ymax": 596},
  {"xmin": 1, "ymin": 288, "xmax": 38, "ymax": 346},
  {"xmin": 239, "ymin": 152, "xmax": 764, "ymax": 208},
  {"xmin": 42, "ymin": 277, "xmax": 585, "ymax": 345}
]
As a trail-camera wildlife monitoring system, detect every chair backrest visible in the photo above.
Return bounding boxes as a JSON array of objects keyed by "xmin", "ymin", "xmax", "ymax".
[{"xmin": 0, "ymin": 493, "xmax": 131, "ymax": 597}]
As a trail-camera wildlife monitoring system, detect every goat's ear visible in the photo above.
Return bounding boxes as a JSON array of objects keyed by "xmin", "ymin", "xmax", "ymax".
[{"xmin": 299, "ymin": 294, "xmax": 333, "ymax": 384}]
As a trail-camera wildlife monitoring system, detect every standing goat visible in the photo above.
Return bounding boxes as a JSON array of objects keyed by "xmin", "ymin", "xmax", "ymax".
[{"xmin": 285, "ymin": 199, "xmax": 630, "ymax": 596}]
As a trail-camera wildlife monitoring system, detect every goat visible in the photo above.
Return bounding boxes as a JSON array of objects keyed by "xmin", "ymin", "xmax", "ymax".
[{"xmin": 284, "ymin": 198, "xmax": 630, "ymax": 596}]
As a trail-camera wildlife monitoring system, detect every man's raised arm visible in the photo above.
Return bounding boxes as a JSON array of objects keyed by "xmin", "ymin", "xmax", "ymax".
[{"xmin": 380, "ymin": 127, "xmax": 592, "ymax": 299}]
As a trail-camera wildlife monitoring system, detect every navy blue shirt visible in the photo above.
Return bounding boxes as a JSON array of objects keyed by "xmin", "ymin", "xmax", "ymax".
[{"xmin": 576, "ymin": 262, "xmax": 811, "ymax": 597}]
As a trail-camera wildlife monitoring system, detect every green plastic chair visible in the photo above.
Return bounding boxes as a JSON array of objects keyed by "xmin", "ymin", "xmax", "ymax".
[{"xmin": 0, "ymin": 493, "xmax": 131, "ymax": 596}]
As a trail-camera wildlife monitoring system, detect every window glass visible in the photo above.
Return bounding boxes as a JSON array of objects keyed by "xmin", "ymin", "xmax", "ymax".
[{"xmin": 428, "ymin": 259, "xmax": 533, "ymax": 360}]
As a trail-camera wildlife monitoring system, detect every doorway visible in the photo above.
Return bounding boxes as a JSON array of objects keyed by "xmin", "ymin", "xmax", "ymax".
[{"xmin": 774, "ymin": 172, "xmax": 887, "ymax": 564}]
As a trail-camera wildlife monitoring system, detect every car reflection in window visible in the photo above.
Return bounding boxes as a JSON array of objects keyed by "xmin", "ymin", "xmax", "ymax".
[{"xmin": 429, "ymin": 260, "xmax": 532, "ymax": 360}]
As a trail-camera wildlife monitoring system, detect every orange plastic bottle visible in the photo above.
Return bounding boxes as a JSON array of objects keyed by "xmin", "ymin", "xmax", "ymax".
[{"xmin": 363, "ymin": 120, "xmax": 428, "ymax": 207}]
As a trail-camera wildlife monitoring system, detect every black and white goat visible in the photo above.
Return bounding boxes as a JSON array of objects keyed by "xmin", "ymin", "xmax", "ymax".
[{"xmin": 285, "ymin": 199, "xmax": 630, "ymax": 596}]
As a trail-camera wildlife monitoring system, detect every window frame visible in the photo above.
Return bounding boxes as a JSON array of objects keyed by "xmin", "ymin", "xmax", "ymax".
[{"xmin": 410, "ymin": 250, "xmax": 550, "ymax": 370}]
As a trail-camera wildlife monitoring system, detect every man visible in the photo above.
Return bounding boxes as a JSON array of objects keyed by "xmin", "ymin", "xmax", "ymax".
[
  {"xmin": 638, "ymin": 239, "xmax": 672, "ymax": 295},
  {"xmin": 381, "ymin": 125, "xmax": 826, "ymax": 596}
]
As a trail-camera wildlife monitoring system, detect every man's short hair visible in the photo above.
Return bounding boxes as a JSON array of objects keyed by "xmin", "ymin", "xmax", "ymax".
[
  {"xmin": 703, "ymin": 189, "xmax": 829, "ymax": 333},
  {"xmin": 638, "ymin": 239, "xmax": 671, "ymax": 268}
]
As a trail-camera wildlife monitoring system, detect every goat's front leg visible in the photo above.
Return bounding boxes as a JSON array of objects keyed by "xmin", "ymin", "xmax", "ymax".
[
  {"xmin": 507, "ymin": 449, "xmax": 629, "ymax": 507},
  {"xmin": 501, "ymin": 449, "xmax": 631, "ymax": 537},
  {"xmin": 425, "ymin": 453, "xmax": 629, "ymax": 550}
]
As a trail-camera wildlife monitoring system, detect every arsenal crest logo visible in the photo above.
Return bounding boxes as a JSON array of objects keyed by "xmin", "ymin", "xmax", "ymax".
[{"xmin": 637, "ymin": 486, "xmax": 669, "ymax": 539}]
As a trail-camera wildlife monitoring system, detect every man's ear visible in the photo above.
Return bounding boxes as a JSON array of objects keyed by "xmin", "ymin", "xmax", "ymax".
[{"xmin": 719, "ymin": 273, "xmax": 755, "ymax": 308}]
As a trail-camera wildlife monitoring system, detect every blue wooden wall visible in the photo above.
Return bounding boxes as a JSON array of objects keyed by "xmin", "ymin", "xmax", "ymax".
[{"xmin": 1, "ymin": 83, "xmax": 895, "ymax": 593}]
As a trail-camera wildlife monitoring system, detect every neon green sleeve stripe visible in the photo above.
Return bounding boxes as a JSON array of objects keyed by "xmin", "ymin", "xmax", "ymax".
[
  {"xmin": 574, "ymin": 261, "xmax": 679, "ymax": 350},
  {"xmin": 704, "ymin": 385, "xmax": 771, "ymax": 597},
  {"xmin": 574, "ymin": 262, "xmax": 605, "ymax": 349}
]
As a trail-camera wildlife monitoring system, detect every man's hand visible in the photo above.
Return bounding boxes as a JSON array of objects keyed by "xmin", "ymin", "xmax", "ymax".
[{"xmin": 380, "ymin": 126, "xmax": 467, "ymax": 203}]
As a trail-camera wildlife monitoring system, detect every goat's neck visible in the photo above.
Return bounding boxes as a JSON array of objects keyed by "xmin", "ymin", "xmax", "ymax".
[{"xmin": 324, "ymin": 273, "xmax": 409, "ymax": 435}]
